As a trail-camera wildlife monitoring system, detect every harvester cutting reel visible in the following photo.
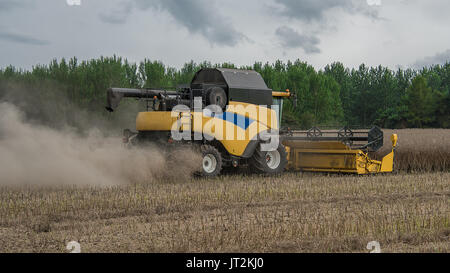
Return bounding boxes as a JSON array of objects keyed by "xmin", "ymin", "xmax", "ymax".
[
  {"xmin": 307, "ymin": 127, "xmax": 323, "ymax": 138},
  {"xmin": 338, "ymin": 127, "xmax": 354, "ymax": 146},
  {"xmin": 282, "ymin": 126, "xmax": 384, "ymax": 152}
]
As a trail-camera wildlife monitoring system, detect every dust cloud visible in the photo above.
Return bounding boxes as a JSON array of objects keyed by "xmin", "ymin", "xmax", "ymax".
[{"xmin": 0, "ymin": 103, "xmax": 201, "ymax": 186}]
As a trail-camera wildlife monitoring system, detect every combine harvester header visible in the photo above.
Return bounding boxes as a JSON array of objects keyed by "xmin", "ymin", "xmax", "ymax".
[
  {"xmin": 281, "ymin": 126, "xmax": 398, "ymax": 174},
  {"xmin": 106, "ymin": 68, "xmax": 397, "ymax": 176}
]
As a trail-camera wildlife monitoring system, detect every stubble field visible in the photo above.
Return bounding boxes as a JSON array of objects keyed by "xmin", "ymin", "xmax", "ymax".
[{"xmin": 0, "ymin": 129, "xmax": 449, "ymax": 253}]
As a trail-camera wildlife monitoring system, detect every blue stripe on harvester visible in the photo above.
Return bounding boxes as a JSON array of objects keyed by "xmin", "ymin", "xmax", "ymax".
[{"xmin": 211, "ymin": 112, "xmax": 255, "ymax": 130}]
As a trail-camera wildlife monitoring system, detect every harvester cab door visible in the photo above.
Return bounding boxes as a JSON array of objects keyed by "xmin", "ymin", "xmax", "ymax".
[
  {"xmin": 271, "ymin": 90, "xmax": 291, "ymax": 128},
  {"xmin": 272, "ymin": 97, "xmax": 284, "ymax": 128}
]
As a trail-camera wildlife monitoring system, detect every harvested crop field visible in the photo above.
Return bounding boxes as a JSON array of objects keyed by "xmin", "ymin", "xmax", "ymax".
[
  {"xmin": 0, "ymin": 172, "xmax": 449, "ymax": 253},
  {"xmin": 0, "ymin": 129, "xmax": 449, "ymax": 253}
]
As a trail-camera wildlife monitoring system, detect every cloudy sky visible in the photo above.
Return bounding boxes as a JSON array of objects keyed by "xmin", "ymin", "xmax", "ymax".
[{"xmin": 1, "ymin": 0, "xmax": 449, "ymax": 70}]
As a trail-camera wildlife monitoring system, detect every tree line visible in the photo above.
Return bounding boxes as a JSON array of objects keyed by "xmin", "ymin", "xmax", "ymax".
[{"xmin": 0, "ymin": 56, "xmax": 449, "ymax": 130}]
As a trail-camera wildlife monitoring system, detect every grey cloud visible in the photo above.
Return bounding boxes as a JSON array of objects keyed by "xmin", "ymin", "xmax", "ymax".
[
  {"xmin": 275, "ymin": 26, "xmax": 320, "ymax": 54},
  {"xmin": 99, "ymin": 2, "xmax": 133, "ymax": 24},
  {"xmin": 100, "ymin": 0, "xmax": 245, "ymax": 46},
  {"xmin": 138, "ymin": 0, "xmax": 245, "ymax": 46},
  {"xmin": 99, "ymin": 14, "xmax": 128, "ymax": 25},
  {"xmin": 0, "ymin": 31, "xmax": 49, "ymax": 46},
  {"xmin": 274, "ymin": 0, "xmax": 379, "ymax": 22},
  {"xmin": 0, "ymin": 0, "xmax": 33, "ymax": 12},
  {"xmin": 0, "ymin": 1, "xmax": 23, "ymax": 12},
  {"xmin": 413, "ymin": 49, "xmax": 450, "ymax": 69}
]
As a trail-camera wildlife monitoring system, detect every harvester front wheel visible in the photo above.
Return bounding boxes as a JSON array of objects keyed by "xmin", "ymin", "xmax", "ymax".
[
  {"xmin": 250, "ymin": 143, "xmax": 287, "ymax": 175},
  {"xmin": 199, "ymin": 145, "xmax": 223, "ymax": 177}
]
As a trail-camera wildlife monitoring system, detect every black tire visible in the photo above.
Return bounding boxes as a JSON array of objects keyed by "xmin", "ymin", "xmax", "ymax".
[
  {"xmin": 198, "ymin": 145, "xmax": 223, "ymax": 177},
  {"xmin": 206, "ymin": 87, "xmax": 227, "ymax": 110},
  {"xmin": 249, "ymin": 142, "xmax": 288, "ymax": 175}
]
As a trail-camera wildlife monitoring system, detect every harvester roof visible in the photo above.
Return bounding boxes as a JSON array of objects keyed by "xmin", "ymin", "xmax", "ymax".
[{"xmin": 191, "ymin": 68, "xmax": 273, "ymax": 106}]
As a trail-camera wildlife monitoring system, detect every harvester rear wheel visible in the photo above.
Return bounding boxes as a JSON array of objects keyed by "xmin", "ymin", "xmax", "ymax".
[
  {"xmin": 199, "ymin": 145, "xmax": 223, "ymax": 177},
  {"xmin": 249, "ymin": 142, "xmax": 287, "ymax": 175}
]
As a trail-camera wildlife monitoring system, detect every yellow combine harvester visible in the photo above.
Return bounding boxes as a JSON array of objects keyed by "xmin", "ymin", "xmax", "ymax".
[{"xmin": 106, "ymin": 68, "xmax": 397, "ymax": 177}]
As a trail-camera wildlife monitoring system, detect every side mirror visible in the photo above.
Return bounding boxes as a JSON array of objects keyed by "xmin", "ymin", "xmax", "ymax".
[{"xmin": 391, "ymin": 134, "xmax": 398, "ymax": 149}]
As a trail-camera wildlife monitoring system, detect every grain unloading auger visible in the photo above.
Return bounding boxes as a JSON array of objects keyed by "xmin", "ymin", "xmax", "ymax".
[{"xmin": 106, "ymin": 68, "xmax": 397, "ymax": 177}]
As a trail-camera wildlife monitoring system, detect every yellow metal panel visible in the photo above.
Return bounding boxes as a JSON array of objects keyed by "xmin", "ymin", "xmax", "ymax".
[
  {"xmin": 136, "ymin": 111, "xmax": 262, "ymax": 157},
  {"xmin": 191, "ymin": 111, "xmax": 270, "ymax": 157},
  {"xmin": 300, "ymin": 168, "xmax": 360, "ymax": 174},
  {"xmin": 194, "ymin": 113, "xmax": 250, "ymax": 156},
  {"xmin": 136, "ymin": 112, "xmax": 176, "ymax": 131},
  {"xmin": 380, "ymin": 151, "xmax": 394, "ymax": 172},
  {"xmin": 288, "ymin": 150, "xmax": 357, "ymax": 171},
  {"xmin": 283, "ymin": 140, "xmax": 351, "ymax": 150},
  {"xmin": 284, "ymin": 142, "xmax": 389, "ymax": 174},
  {"xmin": 227, "ymin": 101, "xmax": 278, "ymax": 130}
]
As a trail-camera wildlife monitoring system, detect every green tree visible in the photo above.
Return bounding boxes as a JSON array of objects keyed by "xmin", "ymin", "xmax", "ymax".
[{"xmin": 404, "ymin": 76, "xmax": 435, "ymax": 127}]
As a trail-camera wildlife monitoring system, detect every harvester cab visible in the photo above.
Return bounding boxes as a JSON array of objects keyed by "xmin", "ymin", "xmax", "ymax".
[{"xmin": 106, "ymin": 68, "xmax": 398, "ymax": 177}]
